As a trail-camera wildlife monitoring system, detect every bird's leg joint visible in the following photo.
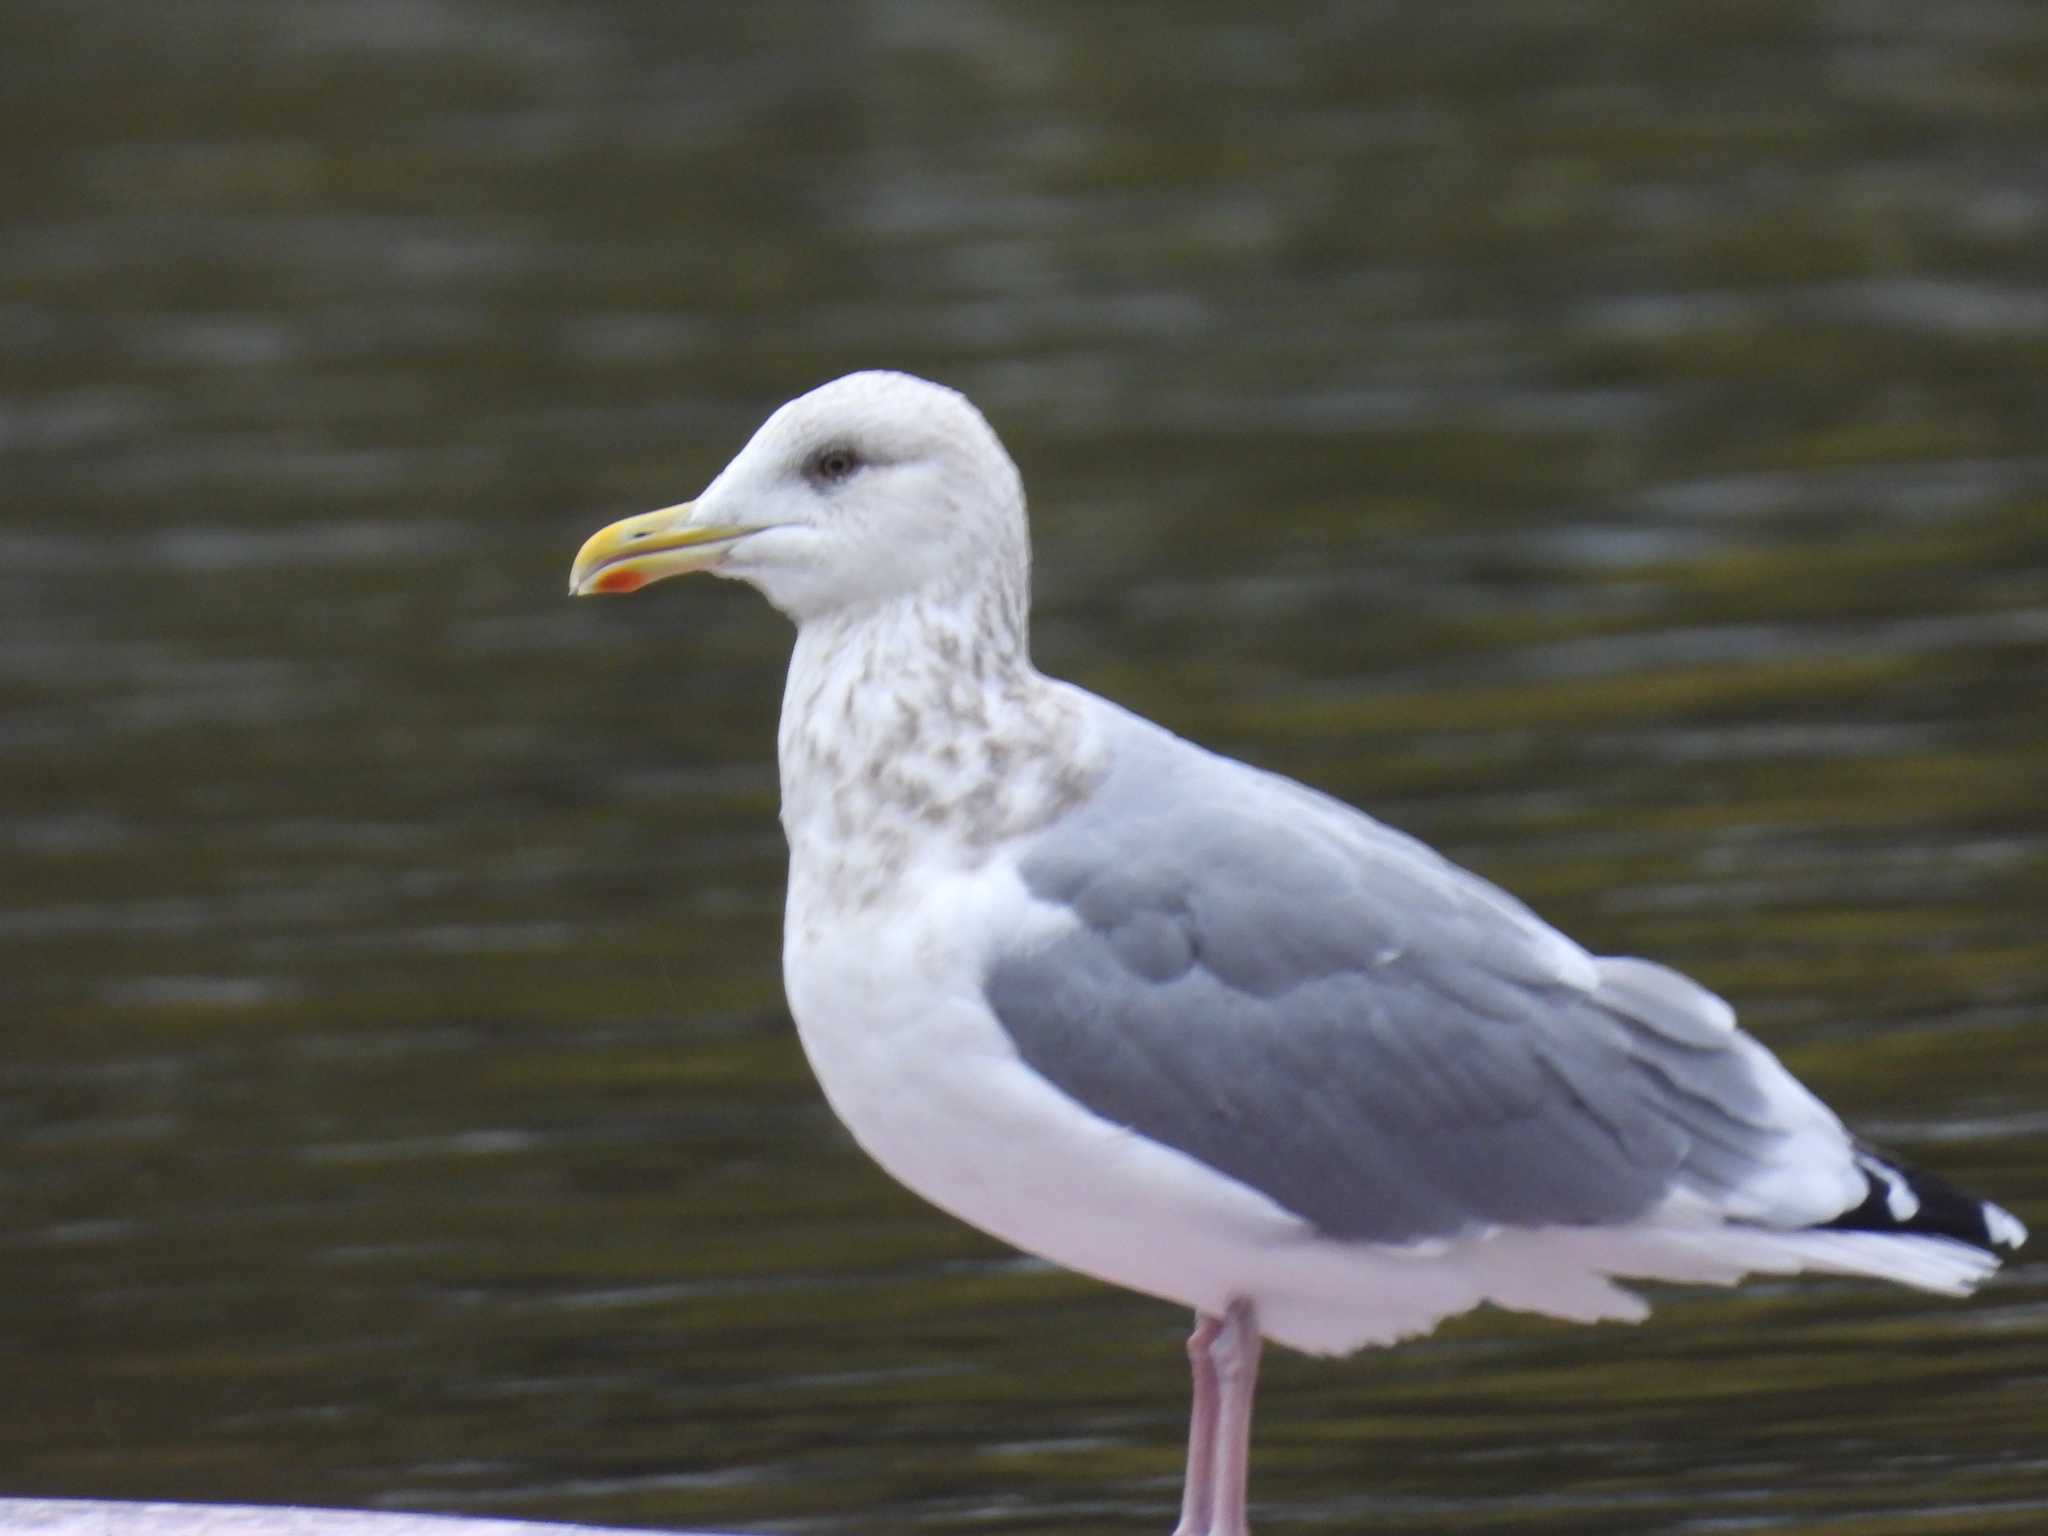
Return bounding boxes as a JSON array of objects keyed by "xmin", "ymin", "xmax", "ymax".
[{"xmin": 1211, "ymin": 1296, "xmax": 1261, "ymax": 1388}]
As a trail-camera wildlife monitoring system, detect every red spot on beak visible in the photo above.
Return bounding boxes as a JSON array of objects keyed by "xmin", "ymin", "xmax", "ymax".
[{"xmin": 595, "ymin": 567, "xmax": 648, "ymax": 594}]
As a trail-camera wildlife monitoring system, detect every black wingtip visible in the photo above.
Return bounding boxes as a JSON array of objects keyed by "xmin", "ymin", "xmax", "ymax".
[{"xmin": 1821, "ymin": 1145, "xmax": 2028, "ymax": 1257}]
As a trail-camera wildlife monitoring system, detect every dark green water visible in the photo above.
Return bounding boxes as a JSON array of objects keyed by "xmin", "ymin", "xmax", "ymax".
[{"xmin": 3, "ymin": 3, "xmax": 2045, "ymax": 1531}]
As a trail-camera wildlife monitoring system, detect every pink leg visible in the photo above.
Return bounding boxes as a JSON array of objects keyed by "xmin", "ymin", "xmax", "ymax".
[
  {"xmin": 1171, "ymin": 1311, "xmax": 1222, "ymax": 1536},
  {"xmin": 1205, "ymin": 1298, "xmax": 1263, "ymax": 1536}
]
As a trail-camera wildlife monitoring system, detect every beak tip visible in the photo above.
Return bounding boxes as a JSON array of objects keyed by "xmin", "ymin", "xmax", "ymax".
[{"xmin": 568, "ymin": 499, "xmax": 724, "ymax": 598}]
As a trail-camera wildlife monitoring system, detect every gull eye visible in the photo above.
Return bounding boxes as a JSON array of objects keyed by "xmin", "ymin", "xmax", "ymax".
[{"xmin": 807, "ymin": 445, "xmax": 862, "ymax": 485}]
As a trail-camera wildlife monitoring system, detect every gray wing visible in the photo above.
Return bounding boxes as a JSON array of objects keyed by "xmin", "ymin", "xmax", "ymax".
[{"xmin": 987, "ymin": 707, "xmax": 1841, "ymax": 1246}]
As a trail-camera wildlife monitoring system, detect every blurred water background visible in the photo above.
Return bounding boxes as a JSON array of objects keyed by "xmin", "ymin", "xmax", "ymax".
[{"xmin": 3, "ymin": 2, "xmax": 2046, "ymax": 1531}]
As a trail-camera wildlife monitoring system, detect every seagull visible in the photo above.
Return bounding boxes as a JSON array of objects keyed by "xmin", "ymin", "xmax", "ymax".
[{"xmin": 569, "ymin": 371, "xmax": 2027, "ymax": 1535}]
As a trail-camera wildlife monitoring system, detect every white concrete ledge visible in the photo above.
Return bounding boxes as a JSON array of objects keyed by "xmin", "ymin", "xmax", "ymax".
[{"xmin": 0, "ymin": 1502, "xmax": 724, "ymax": 1536}]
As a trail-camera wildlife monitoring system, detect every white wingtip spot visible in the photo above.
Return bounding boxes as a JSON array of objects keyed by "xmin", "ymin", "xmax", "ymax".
[
  {"xmin": 1854, "ymin": 1154, "xmax": 1921, "ymax": 1224},
  {"xmin": 1984, "ymin": 1203, "xmax": 2029, "ymax": 1252},
  {"xmin": 1882, "ymin": 1167, "xmax": 1920, "ymax": 1224}
]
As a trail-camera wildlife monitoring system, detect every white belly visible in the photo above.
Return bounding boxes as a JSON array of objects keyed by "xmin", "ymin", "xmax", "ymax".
[
  {"xmin": 781, "ymin": 854, "xmax": 1624, "ymax": 1356},
  {"xmin": 782, "ymin": 854, "xmax": 1316, "ymax": 1319},
  {"xmin": 774, "ymin": 848, "xmax": 1975, "ymax": 1356}
]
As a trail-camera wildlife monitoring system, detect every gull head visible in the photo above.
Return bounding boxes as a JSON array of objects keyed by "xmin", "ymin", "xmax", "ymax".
[{"xmin": 569, "ymin": 371, "xmax": 1029, "ymax": 625}]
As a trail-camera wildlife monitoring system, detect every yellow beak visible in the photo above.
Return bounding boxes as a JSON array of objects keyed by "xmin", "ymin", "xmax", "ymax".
[{"xmin": 567, "ymin": 501, "xmax": 753, "ymax": 596}]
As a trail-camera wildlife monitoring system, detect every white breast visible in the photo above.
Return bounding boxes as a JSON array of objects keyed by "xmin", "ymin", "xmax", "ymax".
[{"xmin": 781, "ymin": 846, "xmax": 1328, "ymax": 1315}]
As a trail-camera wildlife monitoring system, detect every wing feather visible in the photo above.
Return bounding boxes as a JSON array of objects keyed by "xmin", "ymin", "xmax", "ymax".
[{"xmin": 985, "ymin": 705, "xmax": 1858, "ymax": 1245}]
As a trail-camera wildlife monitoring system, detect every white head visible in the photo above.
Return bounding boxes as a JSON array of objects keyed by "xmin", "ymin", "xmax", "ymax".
[{"xmin": 569, "ymin": 371, "xmax": 1031, "ymax": 627}]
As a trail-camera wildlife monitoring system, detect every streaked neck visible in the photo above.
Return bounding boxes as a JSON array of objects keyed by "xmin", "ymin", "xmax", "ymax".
[{"xmin": 777, "ymin": 586, "xmax": 1092, "ymax": 907}]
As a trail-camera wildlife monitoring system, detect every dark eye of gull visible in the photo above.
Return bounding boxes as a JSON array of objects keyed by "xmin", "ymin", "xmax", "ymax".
[{"xmin": 807, "ymin": 444, "xmax": 862, "ymax": 485}]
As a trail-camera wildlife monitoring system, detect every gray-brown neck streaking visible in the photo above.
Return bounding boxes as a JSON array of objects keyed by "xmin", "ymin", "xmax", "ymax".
[{"xmin": 777, "ymin": 575, "xmax": 1097, "ymax": 914}]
